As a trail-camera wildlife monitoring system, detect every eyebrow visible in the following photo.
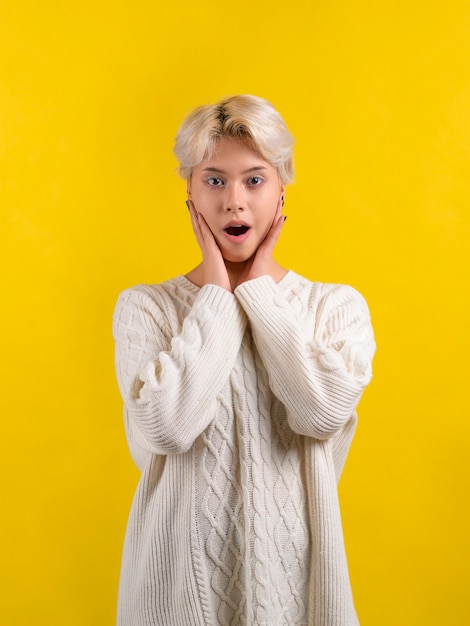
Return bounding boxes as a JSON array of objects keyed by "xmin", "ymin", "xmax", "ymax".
[{"xmin": 201, "ymin": 166, "xmax": 268, "ymax": 175}]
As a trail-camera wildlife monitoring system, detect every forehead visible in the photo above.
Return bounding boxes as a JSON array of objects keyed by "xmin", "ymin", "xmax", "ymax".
[{"xmin": 201, "ymin": 137, "xmax": 272, "ymax": 171}]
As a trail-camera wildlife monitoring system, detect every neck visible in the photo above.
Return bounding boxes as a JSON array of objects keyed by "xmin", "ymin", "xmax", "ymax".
[
  {"xmin": 185, "ymin": 258, "xmax": 287, "ymax": 292},
  {"xmin": 224, "ymin": 259, "xmax": 250, "ymax": 291}
]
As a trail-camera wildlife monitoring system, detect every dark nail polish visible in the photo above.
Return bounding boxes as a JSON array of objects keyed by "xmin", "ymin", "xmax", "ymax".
[{"xmin": 185, "ymin": 200, "xmax": 190, "ymax": 210}]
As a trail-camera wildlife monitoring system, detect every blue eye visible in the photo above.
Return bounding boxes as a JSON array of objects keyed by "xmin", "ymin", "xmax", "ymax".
[
  {"xmin": 205, "ymin": 176, "xmax": 224, "ymax": 187},
  {"xmin": 247, "ymin": 176, "xmax": 264, "ymax": 186}
]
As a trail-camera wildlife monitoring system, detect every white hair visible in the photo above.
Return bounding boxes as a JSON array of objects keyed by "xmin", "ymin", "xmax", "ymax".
[{"xmin": 173, "ymin": 95, "xmax": 294, "ymax": 184}]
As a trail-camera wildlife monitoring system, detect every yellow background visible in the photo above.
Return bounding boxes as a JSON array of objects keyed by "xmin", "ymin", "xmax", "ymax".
[{"xmin": 1, "ymin": 1, "xmax": 469, "ymax": 624}]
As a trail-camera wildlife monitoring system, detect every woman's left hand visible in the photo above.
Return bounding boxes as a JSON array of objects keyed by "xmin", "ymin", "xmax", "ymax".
[{"xmin": 236, "ymin": 197, "xmax": 286, "ymax": 287}]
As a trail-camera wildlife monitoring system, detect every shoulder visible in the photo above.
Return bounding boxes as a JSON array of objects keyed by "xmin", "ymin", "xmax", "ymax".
[
  {"xmin": 115, "ymin": 276, "xmax": 198, "ymax": 312},
  {"xmin": 280, "ymin": 271, "xmax": 370, "ymax": 317},
  {"xmin": 113, "ymin": 276, "xmax": 198, "ymax": 335}
]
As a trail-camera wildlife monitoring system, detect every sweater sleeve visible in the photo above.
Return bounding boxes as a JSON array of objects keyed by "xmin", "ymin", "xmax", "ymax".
[
  {"xmin": 235, "ymin": 276, "xmax": 375, "ymax": 440},
  {"xmin": 113, "ymin": 283, "xmax": 247, "ymax": 456}
]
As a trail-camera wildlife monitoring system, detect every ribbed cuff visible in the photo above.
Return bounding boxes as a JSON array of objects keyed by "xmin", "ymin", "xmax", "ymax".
[
  {"xmin": 194, "ymin": 283, "xmax": 247, "ymax": 336},
  {"xmin": 234, "ymin": 275, "xmax": 279, "ymax": 305}
]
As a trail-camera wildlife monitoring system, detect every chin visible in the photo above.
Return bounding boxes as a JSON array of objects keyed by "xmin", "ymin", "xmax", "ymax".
[
  {"xmin": 223, "ymin": 256, "xmax": 249, "ymax": 265},
  {"xmin": 222, "ymin": 252, "xmax": 253, "ymax": 264}
]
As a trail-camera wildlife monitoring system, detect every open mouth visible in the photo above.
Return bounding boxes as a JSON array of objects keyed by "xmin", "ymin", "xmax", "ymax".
[{"xmin": 224, "ymin": 225, "xmax": 250, "ymax": 237}]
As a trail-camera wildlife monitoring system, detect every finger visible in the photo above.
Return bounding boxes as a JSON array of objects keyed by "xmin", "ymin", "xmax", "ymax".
[
  {"xmin": 188, "ymin": 203, "xmax": 222, "ymax": 263},
  {"xmin": 268, "ymin": 198, "xmax": 287, "ymax": 239},
  {"xmin": 189, "ymin": 203, "xmax": 214, "ymax": 245},
  {"xmin": 188, "ymin": 200, "xmax": 202, "ymax": 239},
  {"xmin": 265, "ymin": 196, "xmax": 285, "ymax": 238},
  {"xmin": 269, "ymin": 215, "xmax": 287, "ymax": 246},
  {"xmin": 187, "ymin": 199, "xmax": 200, "ymax": 225},
  {"xmin": 258, "ymin": 211, "xmax": 287, "ymax": 258},
  {"xmin": 188, "ymin": 202, "xmax": 215, "ymax": 258},
  {"xmin": 195, "ymin": 211, "xmax": 216, "ymax": 245}
]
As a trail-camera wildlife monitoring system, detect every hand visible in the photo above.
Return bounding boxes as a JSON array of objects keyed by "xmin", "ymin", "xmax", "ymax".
[
  {"xmin": 236, "ymin": 197, "xmax": 287, "ymax": 286},
  {"xmin": 188, "ymin": 200, "xmax": 232, "ymax": 292}
]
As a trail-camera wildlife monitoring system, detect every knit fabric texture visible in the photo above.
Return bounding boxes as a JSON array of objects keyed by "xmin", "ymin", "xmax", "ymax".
[{"xmin": 112, "ymin": 271, "xmax": 375, "ymax": 626}]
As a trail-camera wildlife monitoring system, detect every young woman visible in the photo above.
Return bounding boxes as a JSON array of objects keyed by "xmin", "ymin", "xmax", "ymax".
[{"xmin": 113, "ymin": 95, "xmax": 375, "ymax": 626}]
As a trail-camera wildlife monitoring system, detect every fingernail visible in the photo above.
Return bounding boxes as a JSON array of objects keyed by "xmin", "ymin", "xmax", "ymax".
[
  {"xmin": 185, "ymin": 200, "xmax": 190, "ymax": 210},
  {"xmin": 284, "ymin": 215, "xmax": 287, "ymax": 222}
]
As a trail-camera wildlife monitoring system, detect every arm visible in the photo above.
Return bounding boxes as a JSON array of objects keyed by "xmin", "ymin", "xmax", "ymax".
[
  {"xmin": 113, "ymin": 283, "xmax": 246, "ymax": 456},
  {"xmin": 235, "ymin": 276, "xmax": 375, "ymax": 439}
]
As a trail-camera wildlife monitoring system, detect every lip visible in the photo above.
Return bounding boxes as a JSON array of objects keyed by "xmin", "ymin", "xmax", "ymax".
[
  {"xmin": 222, "ymin": 220, "xmax": 252, "ymax": 244},
  {"xmin": 223, "ymin": 219, "xmax": 251, "ymax": 230}
]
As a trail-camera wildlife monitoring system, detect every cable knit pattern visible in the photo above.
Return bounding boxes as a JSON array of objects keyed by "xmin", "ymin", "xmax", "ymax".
[{"xmin": 113, "ymin": 271, "xmax": 375, "ymax": 626}]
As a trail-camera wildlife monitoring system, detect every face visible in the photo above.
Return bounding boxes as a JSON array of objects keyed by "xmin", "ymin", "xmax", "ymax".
[{"xmin": 187, "ymin": 137, "xmax": 285, "ymax": 263}]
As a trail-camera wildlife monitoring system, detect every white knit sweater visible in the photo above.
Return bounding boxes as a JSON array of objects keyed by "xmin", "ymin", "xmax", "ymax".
[{"xmin": 113, "ymin": 271, "xmax": 375, "ymax": 626}]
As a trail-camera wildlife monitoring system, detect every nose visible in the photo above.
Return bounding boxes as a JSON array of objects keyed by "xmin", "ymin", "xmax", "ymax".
[{"xmin": 223, "ymin": 183, "xmax": 245, "ymax": 212}]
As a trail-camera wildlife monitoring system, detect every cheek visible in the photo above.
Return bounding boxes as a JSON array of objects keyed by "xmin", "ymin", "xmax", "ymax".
[
  {"xmin": 263, "ymin": 185, "xmax": 282, "ymax": 207},
  {"xmin": 192, "ymin": 187, "xmax": 216, "ymax": 209}
]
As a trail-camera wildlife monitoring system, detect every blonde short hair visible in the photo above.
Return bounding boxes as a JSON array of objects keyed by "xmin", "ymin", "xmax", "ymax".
[{"xmin": 174, "ymin": 95, "xmax": 294, "ymax": 184}]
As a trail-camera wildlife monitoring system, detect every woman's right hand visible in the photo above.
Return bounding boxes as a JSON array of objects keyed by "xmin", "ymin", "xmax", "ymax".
[{"xmin": 188, "ymin": 200, "xmax": 232, "ymax": 292}]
